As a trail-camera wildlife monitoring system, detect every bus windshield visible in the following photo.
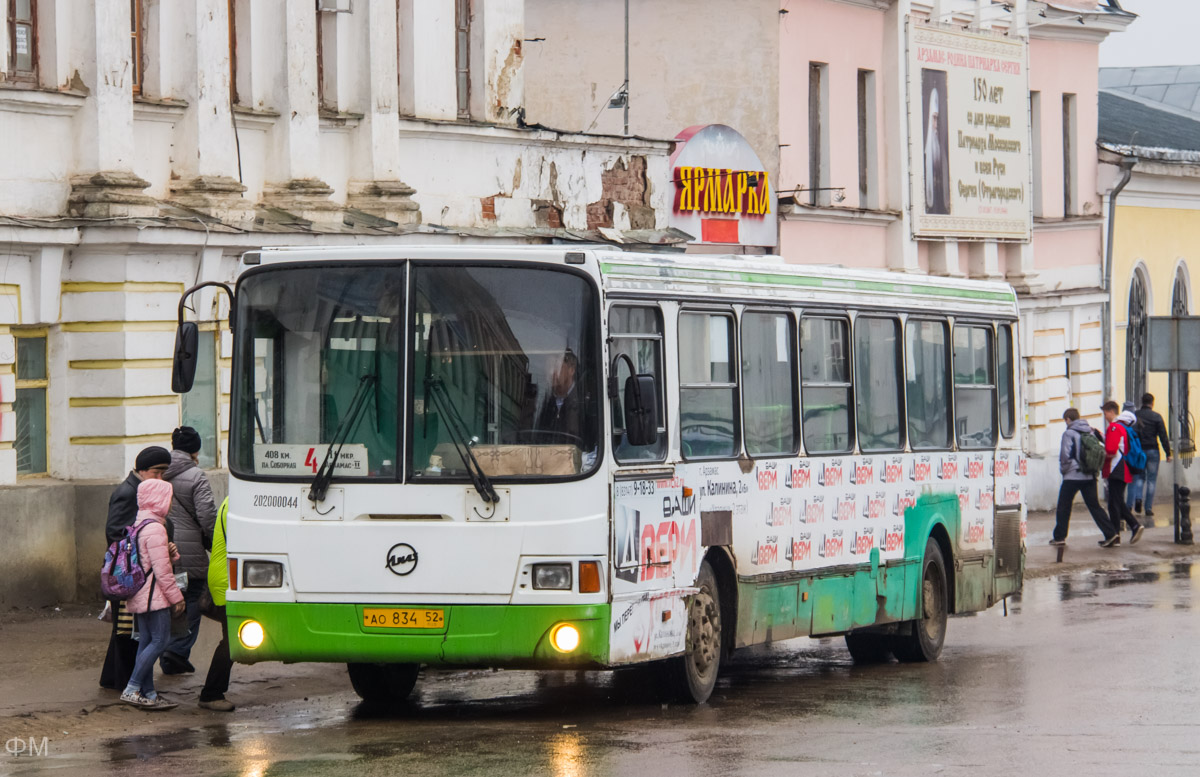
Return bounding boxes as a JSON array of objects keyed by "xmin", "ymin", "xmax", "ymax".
[
  {"xmin": 230, "ymin": 262, "xmax": 600, "ymax": 482},
  {"xmin": 411, "ymin": 265, "xmax": 599, "ymax": 480}
]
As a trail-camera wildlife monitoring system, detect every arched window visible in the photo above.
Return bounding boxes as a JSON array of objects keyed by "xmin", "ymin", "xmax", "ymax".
[
  {"xmin": 1171, "ymin": 267, "xmax": 1190, "ymax": 450},
  {"xmin": 1126, "ymin": 268, "xmax": 1149, "ymax": 402}
]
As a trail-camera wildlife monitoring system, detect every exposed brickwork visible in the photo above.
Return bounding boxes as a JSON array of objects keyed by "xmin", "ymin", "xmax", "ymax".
[
  {"xmin": 587, "ymin": 156, "xmax": 650, "ymax": 230},
  {"xmin": 480, "ymin": 195, "xmax": 497, "ymax": 221}
]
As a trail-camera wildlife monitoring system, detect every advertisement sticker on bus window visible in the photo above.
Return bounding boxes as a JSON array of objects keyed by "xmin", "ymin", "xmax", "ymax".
[{"xmin": 253, "ymin": 444, "xmax": 369, "ymax": 476}]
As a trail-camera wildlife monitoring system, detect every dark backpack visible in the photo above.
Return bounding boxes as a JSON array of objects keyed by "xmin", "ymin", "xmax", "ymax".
[
  {"xmin": 1122, "ymin": 422, "xmax": 1147, "ymax": 473},
  {"xmin": 1077, "ymin": 431, "xmax": 1105, "ymax": 476},
  {"xmin": 100, "ymin": 518, "xmax": 154, "ymax": 600}
]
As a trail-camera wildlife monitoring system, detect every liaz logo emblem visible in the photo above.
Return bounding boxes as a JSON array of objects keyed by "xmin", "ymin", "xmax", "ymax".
[{"xmin": 385, "ymin": 543, "xmax": 419, "ymax": 576}]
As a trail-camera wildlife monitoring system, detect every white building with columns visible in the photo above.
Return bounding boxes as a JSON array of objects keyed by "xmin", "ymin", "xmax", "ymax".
[{"xmin": 0, "ymin": 0, "xmax": 679, "ymax": 605}]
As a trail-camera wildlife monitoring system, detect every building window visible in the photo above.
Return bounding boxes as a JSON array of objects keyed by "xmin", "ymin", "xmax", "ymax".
[
  {"xmin": 808, "ymin": 62, "xmax": 830, "ymax": 206},
  {"xmin": 130, "ymin": 0, "xmax": 144, "ymax": 94},
  {"xmin": 741, "ymin": 311, "xmax": 798, "ymax": 457},
  {"xmin": 857, "ymin": 69, "xmax": 877, "ymax": 209},
  {"xmin": 679, "ymin": 311, "xmax": 738, "ymax": 459},
  {"xmin": 1126, "ymin": 268, "xmax": 1148, "ymax": 403},
  {"xmin": 855, "ymin": 316, "xmax": 903, "ymax": 452},
  {"xmin": 953, "ymin": 325, "xmax": 996, "ymax": 449},
  {"xmin": 6, "ymin": 0, "xmax": 36, "ymax": 81},
  {"xmin": 14, "ymin": 331, "xmax": 48, "ymax": 476},
  {"xmin": 905, "ymin": 318, "xmax": 951, "ymax": 450},
  {"xmin": 800, "ymin": 315, "xmax": 852, "ymax": 454},
  {"xmin": 455, "ymin": 0, "xmax": 471, "ymax": 120},
  {"xmin": 181, "ymin": 330, "xmax": 218, "ymax": 469},
  {"xmin": 609, "ymin": 305, "xmax": 667, "ymax": 463},
  {"xmin": 1062, "ymin": 93, "xmax": 1077, "ymax": 216},
  {"xmin": 1171, "ymin": 268, "xmax": 1190, "ymax": 451},
  {"xmin": 1030, "ymin": 91, "xmax": 1042, "ymax": 216}
]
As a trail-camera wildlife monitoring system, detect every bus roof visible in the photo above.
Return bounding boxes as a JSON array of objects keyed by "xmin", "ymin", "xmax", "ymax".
[{"xmin": 245, "ymin": 245, "xmax": 1020, "ymax": 318}]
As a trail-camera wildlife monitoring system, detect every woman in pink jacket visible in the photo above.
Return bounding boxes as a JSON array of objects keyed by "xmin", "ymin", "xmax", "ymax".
[{"xmin": 121, "ymin": 478, "xmax": 186, "ymax": 710}]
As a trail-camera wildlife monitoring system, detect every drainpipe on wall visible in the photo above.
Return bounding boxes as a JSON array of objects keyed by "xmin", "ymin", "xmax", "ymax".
[{"xmin": 1102, "ymin": 154, "xmax": 1137, "ymax": 400}]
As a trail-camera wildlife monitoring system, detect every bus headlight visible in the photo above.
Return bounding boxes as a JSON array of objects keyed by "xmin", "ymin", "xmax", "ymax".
[
  {"xmin": 238, "ymin": 620, "xmax": 265, "ymax": 650},
  {"xmin": 533, "ymin": 563, "xmax": 572, "ymax": 590},
  {"xmin": 243, "ymin": 561, "xmax": 284, "ymax": 588},
  {"xmin": 550, "ymin": 623, "xmax": 581, "ymax": 653}
]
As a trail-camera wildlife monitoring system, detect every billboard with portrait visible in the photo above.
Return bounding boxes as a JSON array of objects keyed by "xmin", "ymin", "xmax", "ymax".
[{"xmin": 907, "ymin": 23, "xmax": 1031, "ymax": 240}]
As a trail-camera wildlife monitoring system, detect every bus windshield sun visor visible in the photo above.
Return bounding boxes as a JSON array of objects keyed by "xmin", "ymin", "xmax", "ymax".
[
  {"xmin": 308, "ymin": 374, "xmax": 377, "ymax": 505},
  {"xmin": 425, "ymin": 374, "xmax": 500, "ymax": 504}
]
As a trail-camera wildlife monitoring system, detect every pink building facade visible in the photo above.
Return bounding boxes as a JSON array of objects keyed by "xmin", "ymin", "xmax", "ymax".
[{"xmin": 778, "ymin": 0, "xmax": 1132, "ymax": 508}]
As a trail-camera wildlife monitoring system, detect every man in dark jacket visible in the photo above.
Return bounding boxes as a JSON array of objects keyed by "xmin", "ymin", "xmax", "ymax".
[
  {"xmin": 1129, "ymin": 392, "xmax": 1172, "ymax": 519},
  {"xmin": 1052, "ymin": 408, "xmax": 1118, "ymax": 547},
  {"xmin": 99, "ymin": 446, "xmax": 172, "ymax": 691},
  {"xmin": 160, "ymin": 426, "xmax": 218, "ymax": 675}
]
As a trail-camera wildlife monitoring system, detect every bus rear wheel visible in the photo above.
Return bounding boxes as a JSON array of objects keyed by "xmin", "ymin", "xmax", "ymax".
[
  {"xmin": 670, "ymin": 559, "xmax": 722, "ymax": 704},
  {"xmin": 347, "ymin": 662, "xmax": 420, "ymax": 703},
  {"xmin": 892, "ymin": 538, "xmax": 948, "ymax": 663}
]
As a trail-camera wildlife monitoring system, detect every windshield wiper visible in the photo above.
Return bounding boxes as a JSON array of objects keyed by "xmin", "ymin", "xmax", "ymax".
[
  {"xmin": 308, "ymin": 374, "xmax": 377, "ymax": 504},
  {"xmin": 425, "ymin": 375, "xmax": 499, "ymax": 504}
]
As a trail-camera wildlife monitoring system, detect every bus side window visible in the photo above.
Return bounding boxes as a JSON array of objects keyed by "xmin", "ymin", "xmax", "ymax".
[
  {"xmin": 855, "ymin": 316, "xmax": 904, "ymax": 452},
  {"xmin": 954, "ymin": 324, "xmax": 997, "ymax": 449},
  {"xmin": 741, "ymin": 311, "xmax": 799, "ymax": 457},
  {"xmin": 679, "ymin": 311, "xmax": 738, "ymax": 459},
  {"xmin": 609, "ymin": 305, "xmax": 667, "ymax": 462},
  {"xmin": 998, "ymin": 324, "xmax": 1015, "ymax": 439},
  {"xmin": 905, "ymin": 319, "xmax": 952, "ymax": 450},
  {"xmin": 800, "ymin": 315, "xmax": 853, "ymax": 454}
]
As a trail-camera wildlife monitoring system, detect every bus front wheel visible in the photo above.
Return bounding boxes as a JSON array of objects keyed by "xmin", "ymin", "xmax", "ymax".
[
  {"xmin": 670, "ymin": 559, "xmax": 722, "ymax": 704},
  {"xmin": 892, "ymin": 538, "xmax": 948, "ymax": 663},
  {"xmin": 347, "ymin": 662, "xmax": 420, "ymax": 703}
]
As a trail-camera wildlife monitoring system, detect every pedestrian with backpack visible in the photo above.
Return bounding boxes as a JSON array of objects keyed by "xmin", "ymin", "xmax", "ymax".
[
  {"xmin": 122, "ymin": 478, "xmax": 186, "ymax": 710},
  {"xmin": 1130, "ymin": 392, "xmax": 1172, "ymax": 519},
  {"xmin": 1052, "ymin": 408, "xmax": 1119, "ymax": 547},
  {"xmin": 99, "ymin": 446, "xmax": 174, "ymax": 693},
  {"xmin": 1102, "ymin": 400, "xmax": 1145, "ymax": 545}
]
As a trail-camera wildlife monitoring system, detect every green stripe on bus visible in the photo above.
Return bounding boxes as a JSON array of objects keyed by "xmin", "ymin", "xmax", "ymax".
[{"xmin": 600, "ymin": 262, "xmax": 1016, "ymax": 303}]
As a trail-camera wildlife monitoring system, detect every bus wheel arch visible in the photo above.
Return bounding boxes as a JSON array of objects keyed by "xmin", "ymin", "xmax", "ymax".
[
  {"xmin": 703, "ymin": 546, "xmax": 738, "ymax": 660},
  {"xmin": 926, "ymin": 521, "xmax": 957, "ymax": 615}
]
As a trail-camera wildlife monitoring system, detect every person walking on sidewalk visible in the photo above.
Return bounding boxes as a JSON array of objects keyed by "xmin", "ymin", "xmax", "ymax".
[
  {"xmin": 160, "ymin": 427, "xmax": 218, "ymax": 675},
  {"xmin": 199, "ymin": 498, "xmax": 236, "ymax": 712},
  {"xmin": 1129, "ymin": 392, "xmax": 1171, "ymax": 520},
  {"xmin": 1102, "ymin": 400, "xmax": 1145, "ymax": 546},
  {"xmin": 122, "ymin": 478, "xmax": 186, "ymax": 710},
  {"xmin": 1052, "ymin": 408, "xmax": 1120, "ymax": 547},
  {"xmin": 100, "ymin": 446, "xmax": 173, "ymax": 692}
]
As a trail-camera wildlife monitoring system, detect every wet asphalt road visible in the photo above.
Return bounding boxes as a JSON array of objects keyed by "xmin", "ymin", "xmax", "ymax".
[{"xmin": 10, "ymin": 561, "xmax": 1200, "ymax": 777}]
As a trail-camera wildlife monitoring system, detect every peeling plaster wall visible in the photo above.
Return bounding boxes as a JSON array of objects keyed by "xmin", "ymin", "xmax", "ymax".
[{"xmin": 393, "ymin": 122, "xmax": 670, "ymax": 232}]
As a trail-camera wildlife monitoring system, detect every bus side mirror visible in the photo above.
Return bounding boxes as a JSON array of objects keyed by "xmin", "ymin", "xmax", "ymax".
[
  {"xmin": 623, "ymin": 374, "xmax": 658, "ymax": 446},
  {"xmin": 172, "ymin": 280, "xmax": 236, "ymax": 394},
  {"xmin": 172, "ymin": 321, "xmax": 200, "ymax": 393}
]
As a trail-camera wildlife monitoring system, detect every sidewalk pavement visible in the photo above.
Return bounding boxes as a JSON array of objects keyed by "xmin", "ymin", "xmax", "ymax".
[{"xmin": 1024, "ymin": 503, "xmax": 1195, "ymax": 578}]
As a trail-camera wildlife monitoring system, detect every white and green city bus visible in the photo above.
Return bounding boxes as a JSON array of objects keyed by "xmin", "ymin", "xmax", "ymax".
[{"xmin": 172, "ymin": 246, "xmax": 1026, "ymax": 704}]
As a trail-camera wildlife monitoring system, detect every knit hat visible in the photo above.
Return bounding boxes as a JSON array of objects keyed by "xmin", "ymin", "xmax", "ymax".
[
  {"xmin": 134, "ymin": 446, "xmax": 172, "ymax": 471},
  {"xmin": 1122, "ymin": 400, "xmax": 1136, "ymax": 413},
  {"xmin": 172, "ymin": 426, "xmax": 202, "ymax": 454}
]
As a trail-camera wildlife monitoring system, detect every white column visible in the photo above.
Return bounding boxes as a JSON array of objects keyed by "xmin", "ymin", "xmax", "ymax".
[
  {"xmin": 346, "ymin": 0, "xmax": 420, "ymax": 225},
  {"xmin": 966, "ymin": 240, "xmax": 1002, "ymax": 279},
  {"xmin": 928, "ymin": 240, "xmax": 965, "ymax": 277},
  {"xmin": 68, "ymin": 0, "xmax": 156, "ymax": 217},
  {"xmin": 398, "ymin": 0, "xmax": 456, "ymax": 121},
  {"xmin": 469, "ymin": 0, "xmax": 524, "ymax": 125},
  {"xmin": 170, "ymin": 0, "xmax": 249, "ymax": 218}
]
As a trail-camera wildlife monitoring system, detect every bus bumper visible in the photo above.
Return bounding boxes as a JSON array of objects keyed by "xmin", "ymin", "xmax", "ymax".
[{"xmin": 225, "ymin": 601, "xmax": 611, "ymax": 668}]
